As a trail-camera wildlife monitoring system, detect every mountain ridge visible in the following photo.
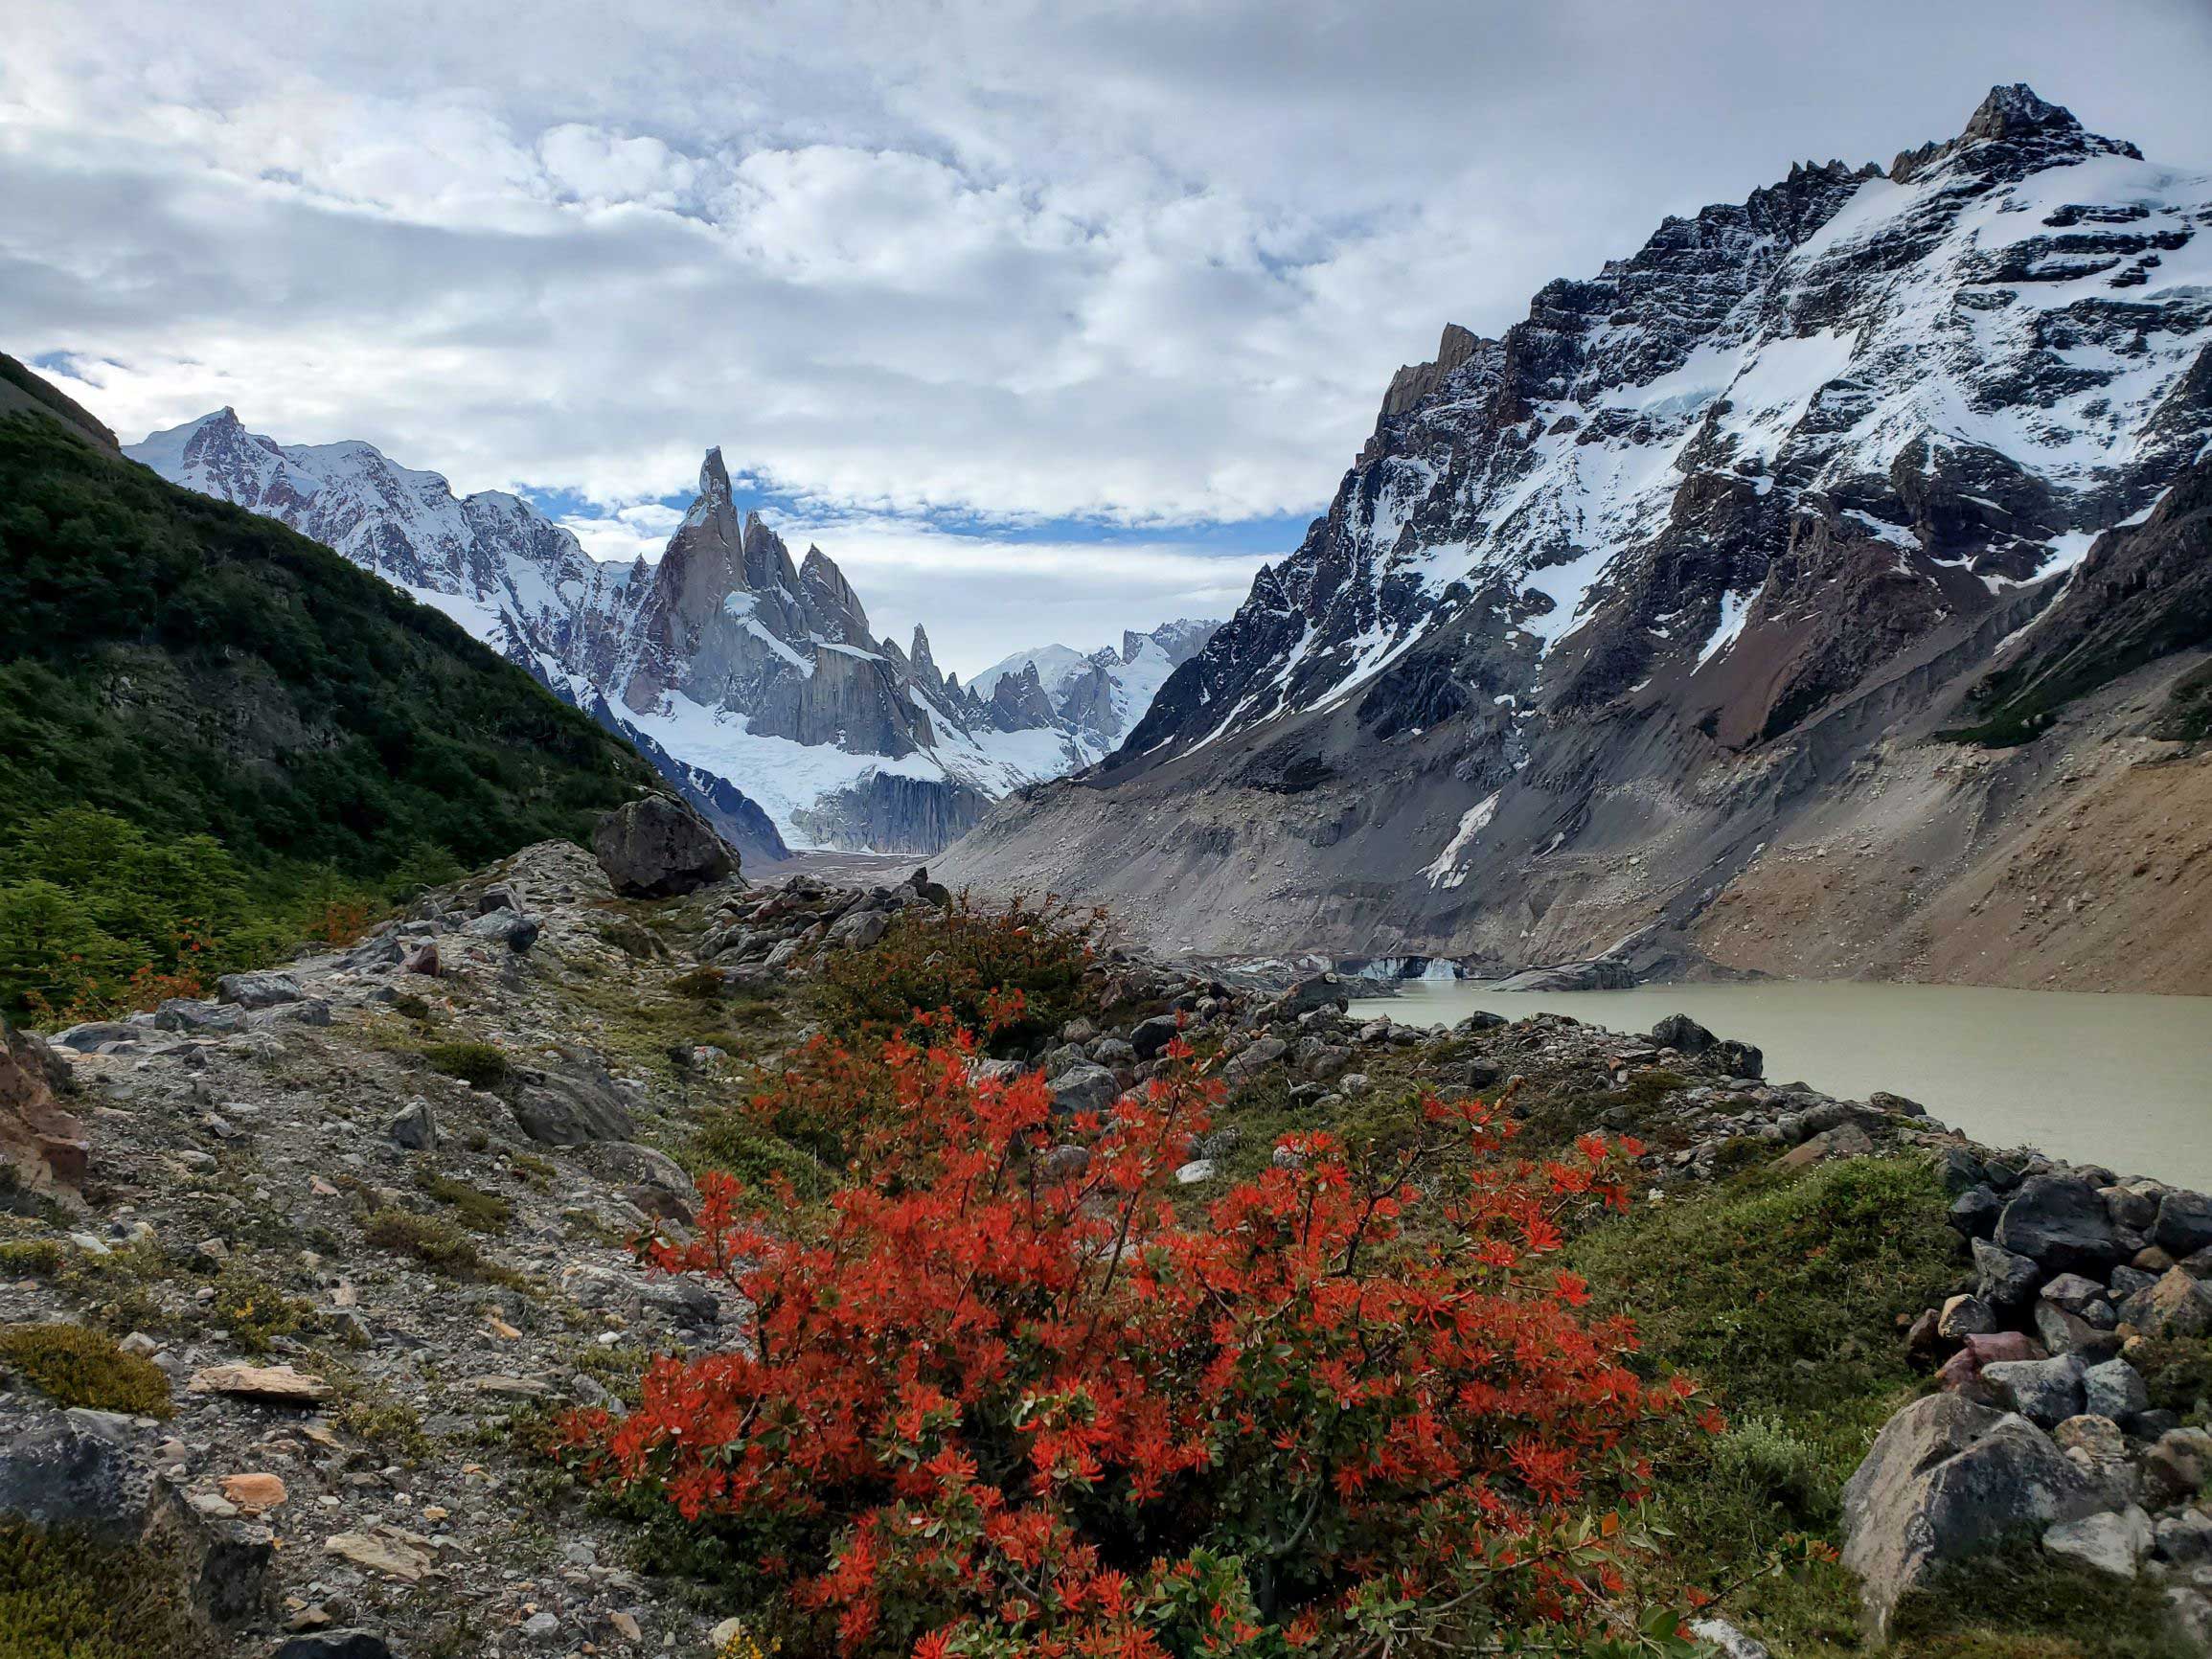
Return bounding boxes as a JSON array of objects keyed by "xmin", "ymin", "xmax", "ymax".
[
  {"xmin": 126, "ymin": 417, "xmax": 1218, "ymax": 856},
  {"xmin": 939, "ymin": 84, "xmax": 2212, "ymax": 989}
]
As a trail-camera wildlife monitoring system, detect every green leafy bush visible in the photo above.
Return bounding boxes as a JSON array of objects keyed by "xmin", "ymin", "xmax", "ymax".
[
  {"xmin": 0, "ymin": 1323, "xmax": 171, "ymax": 1417},
  {"xmin": 422, "ymin": 1042, "xmax": 511, "ymax": 1088},
  {"xmin": 818, "ymin": 894, "xmax": 1096, "ymax": 1052}
]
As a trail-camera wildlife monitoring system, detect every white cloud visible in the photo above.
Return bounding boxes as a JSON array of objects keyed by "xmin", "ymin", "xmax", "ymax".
[{"xmin": 2, "ymin": 0, "xmax": 2208, "ymax": 655}]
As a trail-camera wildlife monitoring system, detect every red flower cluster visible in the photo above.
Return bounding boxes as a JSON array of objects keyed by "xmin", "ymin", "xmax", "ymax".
[{"xmin": 561, "ymin": 1023, "xmax": 1709, "ymax": 1657}]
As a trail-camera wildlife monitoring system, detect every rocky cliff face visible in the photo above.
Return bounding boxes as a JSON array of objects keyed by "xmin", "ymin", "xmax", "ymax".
[
  {"xmin": 125, "ymin": 426, "xmax": 1205, "ymax": 858},
  {"xmin": 942, "ymin": 87, "xmax": 2212, "ymax": 989}
]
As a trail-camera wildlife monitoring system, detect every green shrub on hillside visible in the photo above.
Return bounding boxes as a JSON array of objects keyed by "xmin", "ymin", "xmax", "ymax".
[
  {"xmin": 0, "ymin": 409, "xmax": 651, "ymax": 1016},
  {"xmin": 422, "ymin": 1041, "xmax": 512, "ymax": 1088},
  {"xmin": 0, "ymin": 1324, "xmax": 171, "ymax": 1417},
  {"xmin": 819, "ymin": 894, "xmax": 1096, "ymax": 1051}
]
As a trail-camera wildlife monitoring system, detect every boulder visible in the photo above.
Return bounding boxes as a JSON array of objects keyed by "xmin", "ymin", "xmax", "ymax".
[
  {"xmin": 2155, "ymin": 1190, "xmax": 2212, "ymax": 1258},
  {"xmin": 1650, "ymin": 1013, "xmax": 1716, "ymax": 1055},
  {"xmin": 2050, "ymin": 1414, "xmax": 2139, "ymax": 1508},
  {"xmin": 2142, "ymin": 1428, "xmax": 2212, "ymax": 1511},
  {"xmin": 2082, "ymin": 1358, "xmax": 2149, "ymax": 1422},
  {"xmin": 591, "ymin": 795, "xmax": 735, "ymax": 898},
  {"xmin": 1993, "ymin": 1174, "xmax": 2124, "ymax": 1274},
  {"xmin": 1, "ymin": 1014, "xmax": 86, "ymax": 1197},
  {"xmin": 462, "ymin": 909, "xmax": 540, "ymax": 952},
  {"xmin": 1978, "ymin": 1355, "xmax": 2085, "ymax": 1426},
  {"xmin": 2032, "ymin": 1300, "xmax": 2120, "ymax": 1363},
  {"xmin": 1939, "ymin": 1294, "xmax": 1997, "ymax": 1340},
  {"xmin": 152, "ymin": 998, "xmax": 244, "ymax": 1034},
  {"xmin": 2119, "ymin": 1266, "xmax": 2212, "ymax": 1339},
  {"xmin": 1048, "ymin": 1064, "xmax": 1122, "ymax": 1118},
  {"xmin": 511, "ymin": 1081, "xmax": 633, "ymax": 1147},
  {"xmin": 187, "ymin": 1364, "xmax": 332, "ymax": 1404},
  {"xmin": 387, "ymin": 1099, "xmax": 438, "ymax": 1152},
  {"xmin": 1973, "ymin": 1238, "xmax": 2041, "ymax": 1308},
  {"xmin": 1949, "ymin": 1186, "xmax": 2002, "ymax": 1238},
  {"xmin": 1840, "ymin": 1394, "xmax": 2100, "ymax": 1638},
  {"xmin": 216, "ymin": 970, "xmax": 304, "ymax": 1010},
  {"xmin": 0, "ymin": 1418, "xmax": 145, "ymax": 1538},
  {"xmin": 1223, "ymin": 1036, "xmax": 1288, "ymax": 1079},
  {"xmin": 1129, "ymin": 1014, "xmax": 1182, "ymax": 1061},
  {"xmin": 1712, "ymin": 1038, "xmax": 1764, "ymax": 1079},
  {"xmin": 1774, "ymin": 1123, "xmax": 1875, "ymax": 1170},
  {"xmin": 2043, "ymin": 1505, "xmax": 2153, "ymax": 1578},
  {"xmin": 1272, "ymin": 973, "xmax": 1349, "ymax": 1017},
  {"xmin": 826, "ymin": 908, "xmax": 890, "ymax": 949}
]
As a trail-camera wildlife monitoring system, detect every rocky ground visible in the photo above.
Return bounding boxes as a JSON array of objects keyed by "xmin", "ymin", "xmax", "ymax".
[{"xmin": 3, "ymin": 803, "xmax": 2211, "ymax": 1657}]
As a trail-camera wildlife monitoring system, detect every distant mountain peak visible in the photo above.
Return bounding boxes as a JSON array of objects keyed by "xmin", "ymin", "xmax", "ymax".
[
  {"xmin": 127, "ymin": 416, "xmax": 1211, "ymax": 854},
  {"xmin": 1892, "ymin": 81, "xmax": 2140, "ymax": 184}
]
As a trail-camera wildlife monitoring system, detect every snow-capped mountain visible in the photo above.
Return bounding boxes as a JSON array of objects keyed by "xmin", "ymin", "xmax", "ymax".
[
  {"xmin": 125, "ymin": 420, "xmax": 1204, "ymax": 855},
  {"xmin": 943, "ymin": 87, "xmax": 2212, "ymax": 987},
  {"xmin": 971, "ymin": 621, "xmax": 1220, "ymax": 747}
]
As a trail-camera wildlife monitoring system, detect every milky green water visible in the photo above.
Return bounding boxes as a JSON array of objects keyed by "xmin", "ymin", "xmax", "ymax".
[{"xmin": 1345, "ymin": 980, "xmax": 2212, "ymax": 1190}]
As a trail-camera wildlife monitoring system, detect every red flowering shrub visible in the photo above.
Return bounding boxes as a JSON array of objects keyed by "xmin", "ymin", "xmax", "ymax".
[{"xmin": 562, "ymin": 1024, "xmax": 1715, "ymax": 1657}]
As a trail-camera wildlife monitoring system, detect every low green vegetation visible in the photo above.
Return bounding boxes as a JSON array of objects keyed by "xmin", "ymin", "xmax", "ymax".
[
  {"xmin": 417, "ymin": 1169, "xmax": 515, "ymax": 1234},
  {"xmin": 1889, "ymin": 1539, "xmax": 2200, "ymax": 1659},
  {"xmin": 0, "ymin": 1519, "xmax": 210, "ymax": 1659},
  {"xmin": 422, "ymin": 1041, "xmax": 512, "ymax": 1088},
  {"xmin": 1563, "ymin": 1154, "xmax": 2197, "ymax": 1653},
  {"xmin": 0, "ymin": 405, "xmax": 652, "ymax": 1016},
  {"xmin": 0, "ymin": 1323, "xmax": 171, "ymax": 1417},
  {"xmin": 364, "ymin": 1206, "xmax": 529, "ymax": 1289}
]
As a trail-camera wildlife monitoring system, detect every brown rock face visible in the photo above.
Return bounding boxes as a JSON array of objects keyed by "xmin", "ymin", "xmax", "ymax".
[{"xmin": 0, "ymin": 1015, "xmax": 87, "ymax": 1198}]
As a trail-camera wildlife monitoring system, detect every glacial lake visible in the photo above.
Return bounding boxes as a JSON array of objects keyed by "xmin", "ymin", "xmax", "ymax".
[{"xmin": 1344, "ymin": 980, "xmax": 2212, "ymax": 1190}]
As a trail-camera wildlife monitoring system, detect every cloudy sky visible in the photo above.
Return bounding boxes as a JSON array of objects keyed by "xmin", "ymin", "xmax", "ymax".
[{"xmin": 5, "ymin": 0, "xmax": 2210, "ymax": 672}]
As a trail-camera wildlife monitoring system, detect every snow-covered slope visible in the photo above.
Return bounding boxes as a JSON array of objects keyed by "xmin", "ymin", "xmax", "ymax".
[
  {"xmin": 125, "ymin": 420, "xmax": 1202, "ymax": 853},
  {"xmin": 942, "ymin": 86, "xmax": 2212, "ymax": 979},
  {"xmin": 972, "ymin": 622, "xmax": 1220, "ymax": 746}
]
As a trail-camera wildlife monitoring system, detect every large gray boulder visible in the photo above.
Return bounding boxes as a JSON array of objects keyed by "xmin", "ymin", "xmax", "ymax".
[
  {"xmin": 1993, "ymin": 1174, "xmax": 2124, "ymax": 1275},
  {"xmin": 2155, "ymin": 1190, "xmax": 2212, "ymax": 1258},
  {"xmin": 509, "ymin": 1068, "xmax": 635, "ymax": 1146},
  {"xmin": 1841, "ymin": 1394, "xmax": 2101, "ymax": 1638},
  {"xmin": 1980, "ymin": 1354, "xmax": 2086, "ymax": 1426},
  {"xmin": 1048, "ymin": 1064, "xmax": 1122, "ymax": 1118},
  {"xmin": 591, "ymin": 795, "xmax": 735, "ymax": 898},
  {"xmin": 215, "ymin": 970, "xmax": 304, "ymax": 1010}
]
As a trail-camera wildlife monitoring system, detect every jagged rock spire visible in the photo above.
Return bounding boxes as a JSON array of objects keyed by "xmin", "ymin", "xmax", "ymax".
[{"xmin": 1891, "ymin": 82, "xmax": 2140, "ymax": 184}]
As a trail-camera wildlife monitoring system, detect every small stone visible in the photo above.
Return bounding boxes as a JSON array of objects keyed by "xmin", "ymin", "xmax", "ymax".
[
  {"xmin": 1938, "ymin": 1294, "xmax": 1995, "ymax": 1340},
  {"xmin": 188, "ymin": 1363, "xmax": 333, "ymax": 1403},
  {"xmin": 1174, "ymin": 1159, "xmax": 1217, "ymax": 1185},
  {"xmin": 323, "ymin": 1531, "xmax": 431, "ymax": 1581},
  {"xmin": 609, "ymin": 1610, "xmax": 642, "ymax": 1642},
  {"xmin": 388, "ymin": 1099, "xmax": 437, "ymax": 1151},
  {"xmin": 220, "ymin": 1472, "xmax": 288, "ymax": 1514},
  {"xmin": 520, "ymin": 1610, "xmax": 560, "ymax": 1640},
  {"xmin": 2043, "ymin": 1504, "xmax": 2153, "ymax": 1578}
]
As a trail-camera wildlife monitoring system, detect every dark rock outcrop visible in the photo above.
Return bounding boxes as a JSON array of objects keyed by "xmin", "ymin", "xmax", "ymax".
[{"xmin": 592, "ymin": 795, "xmax": 735, "ymax": 898}]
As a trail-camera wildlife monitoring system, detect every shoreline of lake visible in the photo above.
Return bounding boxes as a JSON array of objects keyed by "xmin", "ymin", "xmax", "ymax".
[{"xmin": 1345, "ymin": 978, "xmax": 2212, "ymax": 1190}]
